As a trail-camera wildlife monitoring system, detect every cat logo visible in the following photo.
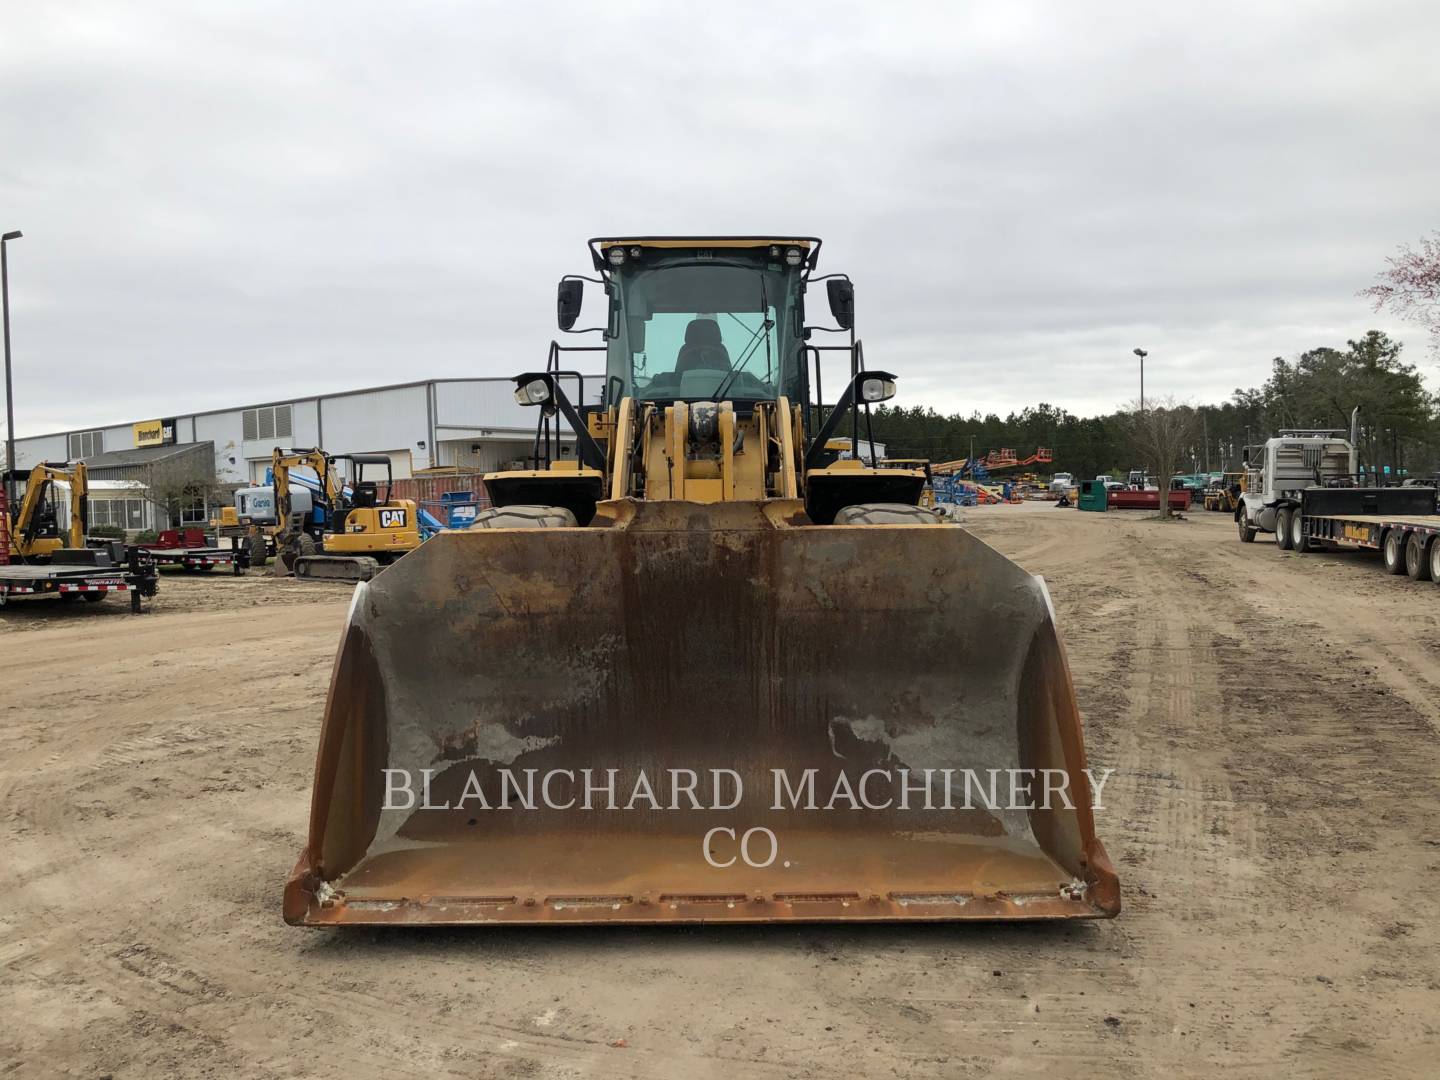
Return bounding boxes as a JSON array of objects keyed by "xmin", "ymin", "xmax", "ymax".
[{"xmin": 379, "ymin": 509, "xmax": 408, "ymax": 529}]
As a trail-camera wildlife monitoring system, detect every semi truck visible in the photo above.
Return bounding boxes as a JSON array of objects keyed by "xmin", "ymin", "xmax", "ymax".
[{"xmin": 1236, "ymin": 425, "xmax": 1440, "ymax": 582}]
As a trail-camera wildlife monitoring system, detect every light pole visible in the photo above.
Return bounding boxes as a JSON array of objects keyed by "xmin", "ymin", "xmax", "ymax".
[
  {"xmin": 1132, "ymin": 348, "xmax": 1148, "ymax": 411},
  {"xmin": 2, "ymin": 229, "xmax": 22, "ymax": 506}
]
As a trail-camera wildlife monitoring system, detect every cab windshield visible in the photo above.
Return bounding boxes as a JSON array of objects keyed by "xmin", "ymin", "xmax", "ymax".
[{"xmin": 605, "ymin": 257, "xmax": 803, "ymax": 404}]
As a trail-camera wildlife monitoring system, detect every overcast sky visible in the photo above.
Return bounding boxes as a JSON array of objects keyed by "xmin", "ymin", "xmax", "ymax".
[{"xmin": 2, "ymin": 1, "xmax": 1437, "ymax": 438}]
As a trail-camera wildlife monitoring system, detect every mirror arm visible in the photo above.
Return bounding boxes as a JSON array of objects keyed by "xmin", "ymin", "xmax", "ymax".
[
  {"xmin": 804, "ymin": 371, "xmax": 859, "ymax": 473},
  {"xmin": 516, "ymin": 374, "xmax": 607, "ymax": 471},
  {"xmin": 803, "ymin": 366, "xmax": 897, "ymax": 473}
]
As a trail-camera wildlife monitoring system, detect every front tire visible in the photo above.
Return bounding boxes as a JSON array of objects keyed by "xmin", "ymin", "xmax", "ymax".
[
  {"xmin": 471, "ymin": 505, "xmax": 578, "ymax": 529},
  {"xmin": 833, "ymin": 503, "xmax": 941, "ymax": 525},
  {"xmin": 1405, "ymin": 533, "xmax": 1431, "ymax": 581},
  {"xmin": 1383, "ymin": 530, "xmax": 1407, "ymax": 575},
  {"xmin": 1238, "ymin": 514, "xmax": 1257, "ymax": 543}
]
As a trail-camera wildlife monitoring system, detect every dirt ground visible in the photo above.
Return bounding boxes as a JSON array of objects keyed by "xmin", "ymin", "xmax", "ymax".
[{"xmin": 4, "ymin": 506, "xmax": 1438, "ymax": 1078}]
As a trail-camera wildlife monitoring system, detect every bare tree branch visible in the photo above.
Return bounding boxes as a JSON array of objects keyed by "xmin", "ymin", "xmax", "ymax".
[{"xmin": 1119, "ymin": 397, "xmax": 1203, "ymax": 520}]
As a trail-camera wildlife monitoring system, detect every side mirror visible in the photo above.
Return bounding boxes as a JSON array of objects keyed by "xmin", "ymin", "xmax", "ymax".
[
  {"xmin": 826, "ymin": 279, "xmax": 855, "ymax": 330},
  {"xmin": 557, "ymin": 279, "xmax": 584, "ymax": 331}
]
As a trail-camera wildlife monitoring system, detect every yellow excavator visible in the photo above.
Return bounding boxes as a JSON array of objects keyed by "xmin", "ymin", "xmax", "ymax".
[
  {"xmin": 6, "ymin": 461, "xmax": 88, "ymax": 561},
  {"xmin": 285, "ymin": 236, "xmax": 1119, "ymax": 927},
  {"xmin": 269, "ymin": 448, "xmax": 421, "ymax": 581}
]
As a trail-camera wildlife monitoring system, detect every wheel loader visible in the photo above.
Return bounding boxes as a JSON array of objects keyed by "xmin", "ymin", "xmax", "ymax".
[{"xmin": 285, "ymin": 236, "xmax": 1119, "ymax": 927}]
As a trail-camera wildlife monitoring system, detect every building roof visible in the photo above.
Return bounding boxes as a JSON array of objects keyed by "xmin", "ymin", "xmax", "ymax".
[
  {"xmin": 17, "ymin": 373, "xmax": 584, "ymax": 442},
  {"xmin": 81, "ymin": 441, "xmax": 213, "ymax": 470}
]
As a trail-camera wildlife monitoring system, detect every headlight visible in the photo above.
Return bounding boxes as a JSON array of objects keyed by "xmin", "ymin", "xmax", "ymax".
[
  {"xmin": 514, "ymin": 378, "xmax": 552, "ymax": 406},
  {"xmin": 860, "ymin": 377, "xmax": 896, "ymax": 403},
  {"xmin": 785, "ymin": 247, "xmax": 803, "ymax": 266},
  {"xmin": 607, "ymin": 247, "xmax": 626, "ymax": 266}
]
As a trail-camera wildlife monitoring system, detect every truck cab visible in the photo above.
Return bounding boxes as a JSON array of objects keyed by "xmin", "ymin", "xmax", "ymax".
[{"xmin": 1236, "ymin": 430, "xmax": 1356, "ymax": 542}]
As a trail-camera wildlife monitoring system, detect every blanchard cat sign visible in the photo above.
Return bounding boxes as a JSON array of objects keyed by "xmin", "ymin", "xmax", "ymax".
[{"xmin": 132, "ymin": 418, "xmax": 177, "ymax": 448}]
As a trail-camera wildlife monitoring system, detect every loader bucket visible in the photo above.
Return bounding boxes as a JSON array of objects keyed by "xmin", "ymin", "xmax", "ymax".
[{"xmin": 284, "ymin": 499, "xmax": 1119, "ymax": 926}]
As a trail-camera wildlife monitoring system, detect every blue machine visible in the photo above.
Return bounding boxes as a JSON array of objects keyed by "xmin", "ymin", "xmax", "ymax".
[
  {"xmin": 934, "ymin": 475, "xmax": 977, "ymax": 507},
  {"xmin": 440, "ymin": 490, "xmax": 480, "ymax": 528}
]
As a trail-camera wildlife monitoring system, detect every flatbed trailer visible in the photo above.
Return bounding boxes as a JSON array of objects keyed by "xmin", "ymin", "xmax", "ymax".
[
  {"xmin": 0, "ymin": 549, "xmax": 159, "ymax": 612},
  {"xmin": 133, "ymin": 541, "xmax": 248, "ymax": 574},
  {"xmin": 1279, "ymin": 486, "xmax": 1440, "ymax": 582},
  {"xmin": 122, "ymin": 529, "xmax": 250, "ymax": 575}
]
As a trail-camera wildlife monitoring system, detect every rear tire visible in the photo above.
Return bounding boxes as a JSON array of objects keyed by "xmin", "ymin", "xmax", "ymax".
[
  {"xmin": 833, "ymin": 503, "xmax": 941, "ymax": 525},
  {"xmin": 1405, "ymin": 533, "xmax": 1431, "ymax": 581},
  {"xmin": 1429, "ymin": 537, "xmax": 1440, "ymax": 584},
  {"xmin": 1275, "ymin": 509, "xmax": 1293, "ymax": 550},
  {"xmin": 83, "ymin": 592, "xmax": 105, "ymax": 603},
  {"xmin": 1383, "ymin": 529, "xmax": 1407, "ymax": 575},
  {"xmin": 471, "ymin": 505, "xmax": 578, "ymax": 529},
  {"xmin": 248, "ymin": 533, "xmax": 268, "ymax": 568},
  {"xmin": 1290, "ymin": 510, "xmax": 1310, "ymax": 552}
]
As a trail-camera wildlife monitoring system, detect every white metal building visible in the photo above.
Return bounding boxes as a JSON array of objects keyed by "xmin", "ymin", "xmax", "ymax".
[{"xmin": 11, "ymin": 375, "xmax": 603, "ymax": 490}]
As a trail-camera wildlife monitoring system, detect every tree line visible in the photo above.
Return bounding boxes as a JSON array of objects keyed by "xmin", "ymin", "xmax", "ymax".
[{"xmin": 869, "ymin": 330, "xmax": 1437, "ymax": 481}]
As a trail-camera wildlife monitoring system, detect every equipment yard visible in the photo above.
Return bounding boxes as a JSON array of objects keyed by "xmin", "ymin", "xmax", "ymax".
[{"xmin": 5, "ymin": 504, "xmax": 1436, "ymax": 1079}]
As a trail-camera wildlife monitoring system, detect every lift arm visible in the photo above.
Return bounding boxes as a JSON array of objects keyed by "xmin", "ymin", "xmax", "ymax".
[{"xmin": 272, "ymin": 448, "xmax": 344, "ymax": 532}]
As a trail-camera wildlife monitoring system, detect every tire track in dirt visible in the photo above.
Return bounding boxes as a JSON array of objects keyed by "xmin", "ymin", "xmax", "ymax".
[
  {"xmin": 9, "ymin": 510, "xmax": 1439, "ymax": 1079},
  {"xmin": 3, "ymin": 600, "xmax": 836, "ymax": 1080},
  {"xmin": 974, "ymin": 507, "xmax": 1437, "ymax": 1076},
  {"xmin": 1118, "ymin": 516, "xmax": 1440, "ymax": 1077}
]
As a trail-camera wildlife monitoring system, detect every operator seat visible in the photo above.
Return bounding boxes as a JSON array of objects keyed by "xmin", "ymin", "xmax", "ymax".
[
  {"xmin": 675, "ymin": 319, "xmax": 730, "ymax": 374},
  {"xmin": 350, "ymin": 481, "xmax": 379, "ymax": 509}
]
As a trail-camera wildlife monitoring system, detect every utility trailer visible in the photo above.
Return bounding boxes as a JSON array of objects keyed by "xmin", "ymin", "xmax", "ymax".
[
  {"xmin": 126, "ymin": 528, "xmax": 250, "ymax": 575},
  {"xmin": 0, "ymin": 547, "xmax": 159, "ymax": 612},
  {"xmin": 1274, "ymin": 485, "xmax": 1440, "ymax": 582}
]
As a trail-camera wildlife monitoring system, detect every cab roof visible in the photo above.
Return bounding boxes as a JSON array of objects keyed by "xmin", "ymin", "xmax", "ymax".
[{"xmin": 588, "ymin": 236, "xmax": 821, "ymax": 271}]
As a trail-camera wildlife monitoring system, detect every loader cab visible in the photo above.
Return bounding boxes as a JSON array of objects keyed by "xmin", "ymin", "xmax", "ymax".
[
  {"xmin": 514, "ymin": 235, "xmax": 924, "ymax": 523},
  {"xmin": 590, "ymin": 240, "xmax": 813, "ymax": 413}
]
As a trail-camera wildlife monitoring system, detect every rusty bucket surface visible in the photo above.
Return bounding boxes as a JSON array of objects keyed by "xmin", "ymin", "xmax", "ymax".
[{"xmin": 284, "ymin": 500, "xmax": 1119, "ymax": 926}]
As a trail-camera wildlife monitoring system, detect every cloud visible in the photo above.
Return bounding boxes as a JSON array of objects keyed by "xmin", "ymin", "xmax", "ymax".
[{"xmin": 2, "ymin": 0, "xmax": 1437, "ymax": 435}]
